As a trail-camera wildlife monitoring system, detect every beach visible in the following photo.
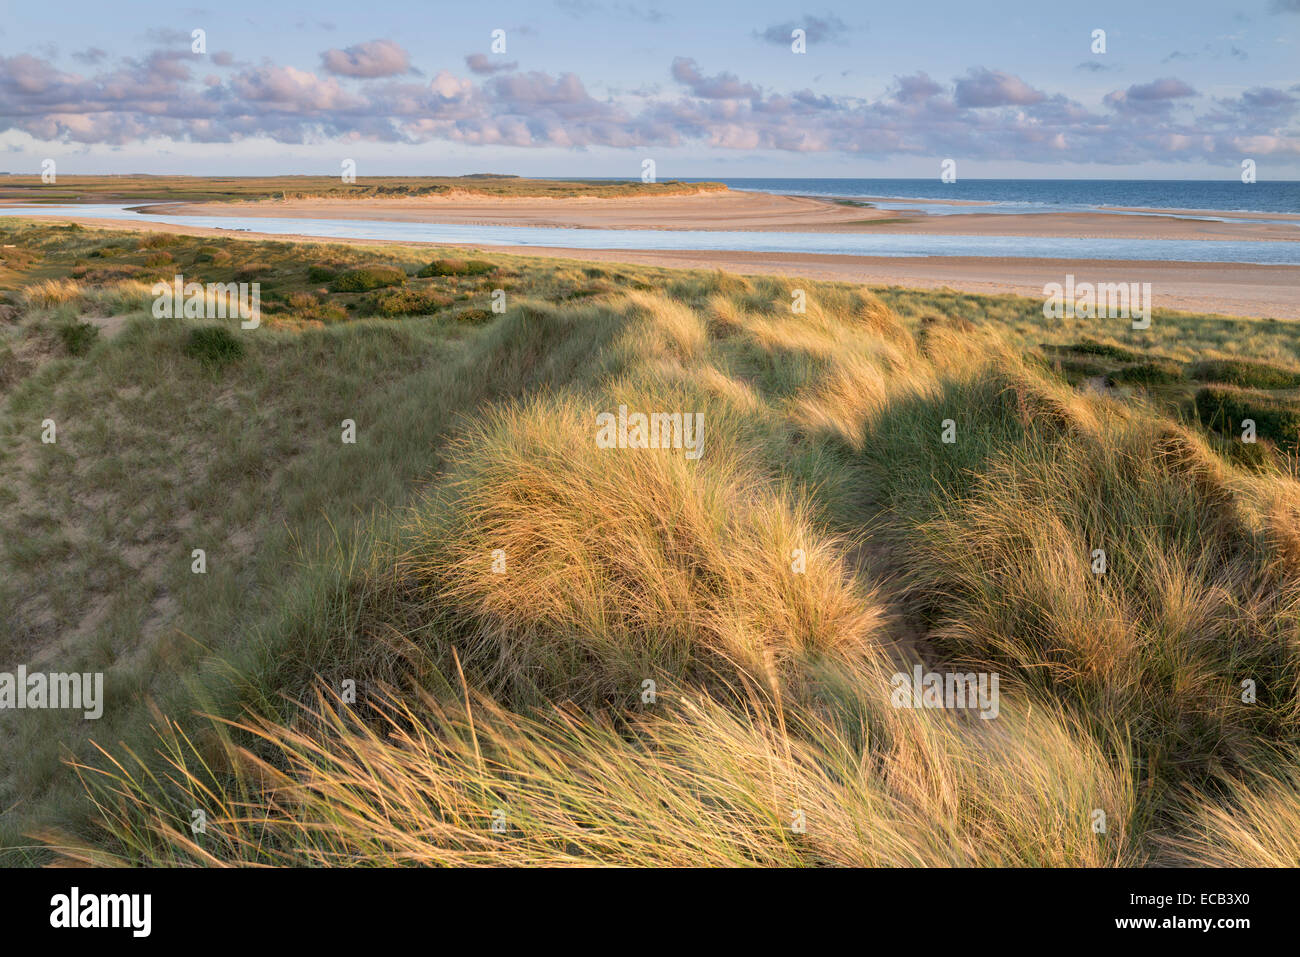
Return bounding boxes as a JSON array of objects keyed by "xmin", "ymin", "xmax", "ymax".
[
  {"xmin": 8, "ymin": 200, "xmax": 1299, "ymax": 319},
  {"xmin": 150, "ymin": 191, "xmax": 1300, "ymax": 242}
]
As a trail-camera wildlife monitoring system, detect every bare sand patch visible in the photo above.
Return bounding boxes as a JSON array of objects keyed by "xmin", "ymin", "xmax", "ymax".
[{"xmin": 148, "ymin": 192, "xmax": 1300, "ymax": 242}]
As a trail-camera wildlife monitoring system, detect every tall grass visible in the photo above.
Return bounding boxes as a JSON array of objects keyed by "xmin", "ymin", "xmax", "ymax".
[
  {"xmin": 60, "ymin": 662, "xmax": 1137, "ymax": 867},
  {"xmin": 3, "ymin": 222, "xmax": 1298, "ymax": 866}
]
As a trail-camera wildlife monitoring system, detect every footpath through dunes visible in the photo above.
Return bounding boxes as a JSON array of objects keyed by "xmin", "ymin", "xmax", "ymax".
[{"xmin": 5, "ymin": 221, "xmax": 1300, "ymax": 866}]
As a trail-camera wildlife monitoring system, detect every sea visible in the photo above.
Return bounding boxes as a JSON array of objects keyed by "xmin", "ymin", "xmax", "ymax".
[{"xmin": 683, "ymin": 178, "xmax": 1300, "ymax": 219}]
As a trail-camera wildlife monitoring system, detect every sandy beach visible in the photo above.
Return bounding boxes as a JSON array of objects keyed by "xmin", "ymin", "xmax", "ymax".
[
  {"xmin": 149, "ymin": 191, "xmax": 1300, "ymax": 242},
  {"xmin": 8, "ymin": 210, "xmax": 1298, "ymax": 320}
]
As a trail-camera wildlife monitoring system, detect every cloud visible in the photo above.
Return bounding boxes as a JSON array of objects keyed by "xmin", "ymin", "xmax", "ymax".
[
  {"xmin": 232, "ymin": 65, "xmax": 364, "ymax": 111},
  {"xmin": 1104, "ymin": 77, "xmax": 1196, "ymax": 115},
  {"xmin": 465, "ymin": 54, "xmax": 518, "ymax": 76},
  {"xmin": 489, "ymin": 71, "xmax": 597, "ymax": 108},
  {"xmin": 670, "ymin": 57, "xmax": 759, "ymax": 99},
  {"xmin": 428, "ymin": 71, "xmax": 475, "ymax": 102},
  {"xmin": 1231, "ymin": 86, "xmax": 1298, "ymax": 114},
  {"xmin": 953, "ymin": 68, "xmax": 1045, "ymax": 107},
  {"xmin": 73, "ymin": 48, "xmax": 108, "ymax": 65},
  {"xmin": 1127, "ymin": 77, "xmax": 1197, "ymax": 100},
  {"xmin": 0, "ymin": 54, "xmax": 71, "ymax": 97},
  {"xmin": 554, "ymin": 0, "xmax": 666, "ymax": 22},
  {"xmin": 1163, "ymin": 42, "xmax": 1248, "ymax": 62},
  {"xmin": 1, "ymin": 48, "xmax": 1296, "ymax": 164},
  {"xmin": 755, "ymin": 14, "xmax": 851, "ymax": 45},
  {"xmin": 320, "ymin": 39, "xmax": 410, "ymax": 78},
  {"xmin": 1244, "ymin": 87, "xmax": 1297, "ymax": 107},
  {"xmin": 1270, "ymin": 0, "xmax": 1300, "ymax": 11},
  {"xmin": 892, "ymin": 71, "xmax": 943, "ymax": 103}
]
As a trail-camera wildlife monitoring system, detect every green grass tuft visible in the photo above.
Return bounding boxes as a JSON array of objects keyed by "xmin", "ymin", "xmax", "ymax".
[{"xmin": 182, "ymin": 325, "xmax": 246, "ymax": 367}]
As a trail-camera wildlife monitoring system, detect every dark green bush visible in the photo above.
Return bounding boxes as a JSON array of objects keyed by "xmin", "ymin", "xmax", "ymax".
[
  {"xmin": 1189, "ymin": 358, "xmax": 1300, "ymax": 390},
  {"xmin": 1195, "ymin": 386, "xmax": 1300, "ymax": 451},
  {"xmin": 1068, "ymin": 339, "xmax": 1145, "ymax": 363},
  {"xmin": 183, "ymin": 325, "xmax": 245, "ymax": 367},
  {"xmin": 1052, "ymin": 356, "xmax": 1111, "ymax": 381},
  {"xmin": 417, "ymin": 259, "xmax": 496, "ymax": 277},
  {"xmin": 57, "ymin": 321, "xmax": 99, "ymax": 357},
  {"xmin": 332, "ymin": 266, "xmax": 407, "ymax": 292},
  {"xmin": 308, "ymin": 265, "xmax": 339, "ymax": 282},
  {"xmin": 372, "ymin": 287, "xmax": 453, "ymax": 317},
  {"xmin": 1108, "ymin": 361, "xmax": 1185, "ymax": 387},
  {"xmin": 194, "ymin": 246, "xmax": 232, "ymax": 265}
]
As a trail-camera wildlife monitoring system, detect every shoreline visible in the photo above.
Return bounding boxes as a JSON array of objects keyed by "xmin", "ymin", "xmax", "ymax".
[
  {"xmin": 109, "ymin": 192, "xmax": 1300, "ymax": 242},
  {"xmin": 4, "ymin": 212, "xmax": 1297, "ymax": 320}
]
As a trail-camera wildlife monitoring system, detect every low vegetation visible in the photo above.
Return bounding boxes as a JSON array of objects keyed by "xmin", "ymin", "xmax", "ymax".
[
  {"xmin": 331, "ymin": 265, "xmax": 407, "ymax": 292},
  {"xmin": 0, "ymin": 174, "xmax": 728, "ymax": 206},
  {"xmin": 1, "ymin": 219, "xmax": 1298, "ymax": 867}
]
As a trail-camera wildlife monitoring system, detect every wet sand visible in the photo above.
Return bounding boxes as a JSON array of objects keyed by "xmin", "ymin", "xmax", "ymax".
[{"xmin": 7, "ymin": 212, "xmax": 1296, "ymax": 320}]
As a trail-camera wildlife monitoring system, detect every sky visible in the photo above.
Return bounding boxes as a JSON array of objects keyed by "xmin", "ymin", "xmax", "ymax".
[{"xmin": 0, "ymin": 0, "xmax": 1298, "ymax": 179}]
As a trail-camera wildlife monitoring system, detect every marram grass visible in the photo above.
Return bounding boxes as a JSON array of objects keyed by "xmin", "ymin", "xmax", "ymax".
[{"xmin": 2, "ymin": 221, "xmax": 1298, "ymax": 866}]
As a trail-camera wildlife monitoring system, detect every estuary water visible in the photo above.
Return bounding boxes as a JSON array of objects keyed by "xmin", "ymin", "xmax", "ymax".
[{"xmin": 1, "ymin": 202, "xmax": 1298, "ymax": 265}]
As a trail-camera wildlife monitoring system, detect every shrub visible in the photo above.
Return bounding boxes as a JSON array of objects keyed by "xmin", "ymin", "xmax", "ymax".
[
  {"xmin": 1108, "ymin": 361, "xmax": 1185, "ymax": 387},
  {"xmin": 372, "ymin": 287, "xmax": 453, "ymax": 317},
  {"xmin": 454, "ymin": 308, "xmax": 494, "ymax": 324},
  {"xmin": 144, "ymin": 252, "xmax": 174, "ymax": 267},
  {"xmin": 1195, "ymin": 386, "xmax": 1300, "ymax": 451},
  {"xmin": 1067, "ymin": 339, "xmax": 1145, "ymax": 363},
  {"xmin": 418, "ymin": 258, "xmax": 496, "ymax": 278},
  {"xmin": 57, "ymin": 321, "xmax": 99, "ymax": 357},
  {"xmin": 139, "ymin": 233, "xmax": 181, "ymax": 249},
  {"xmin": 332, "ymin": 266, "xmax": 407, "ymax": 292},
  {"xmin": 194, "ymin": 247, "xmax": 232, "ymax": 265},
  {"xmin": 70, "ymin": 266, "xmax": 144, "ymax": 282},
  {"xmin": 308, "ymin": 265, "xmax": 339, "ymax": 282},
  {"xmin": 236, "ymin": 262, "xmax": 273, "ymax": 281},
  {"xmin": 287, "ymin": 292, "xmax": 348, "ymax": 322},
  {"xmin": 1189, "ymin": 358, "xmax": 1300, "ymax": 390},
  {"xmin": 1050, "ymin": 356, "xmax": 1111, "ymax": 383},
  {"xmin": 183, "ymin": 325, "xmax": 245, "ymax": 367}
]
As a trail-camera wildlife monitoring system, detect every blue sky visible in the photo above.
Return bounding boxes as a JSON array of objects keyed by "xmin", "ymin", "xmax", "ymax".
[{"xmin": 1, "ymin": 0, "xmax": 1298, "ymax": 178}]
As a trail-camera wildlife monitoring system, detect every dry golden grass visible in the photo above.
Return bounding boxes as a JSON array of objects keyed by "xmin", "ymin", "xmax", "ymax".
[
  {"xmin": 59, "ymin": 658, "xmax": 1137, "ymax": 867},
  {"xmin": 2, "ymin": 224, "xmax": 1297, "ymax": 867},
  {"xmin": 21, "ymin": 278, "xmax": 84, "ymax": 308}
]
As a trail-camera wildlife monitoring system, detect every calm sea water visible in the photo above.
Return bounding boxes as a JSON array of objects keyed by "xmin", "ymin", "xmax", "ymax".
[{"xmin": 684, "ymin": 178, "xmax": 1300, "ymax": 218}]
